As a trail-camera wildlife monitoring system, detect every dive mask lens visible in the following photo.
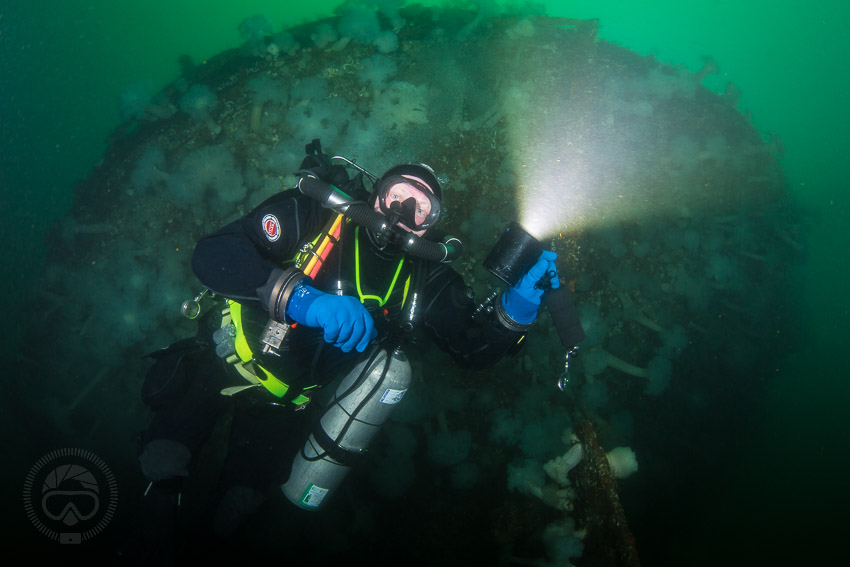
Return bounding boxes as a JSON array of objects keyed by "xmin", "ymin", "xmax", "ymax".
[{"xmin": 378, "ymin": 176, "xmax": 441, "ymax": 229}]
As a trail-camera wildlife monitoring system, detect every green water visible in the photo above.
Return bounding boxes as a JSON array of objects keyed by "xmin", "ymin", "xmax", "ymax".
[{"xmin": 2, "ymin": 0, "xmax": 847, "ymax": 562}]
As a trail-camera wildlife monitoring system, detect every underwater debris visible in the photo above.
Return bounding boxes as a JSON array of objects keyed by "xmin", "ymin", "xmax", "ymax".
[{"xmin": 573, "ymin": 418, "xmax": 642, "ymax": 566}]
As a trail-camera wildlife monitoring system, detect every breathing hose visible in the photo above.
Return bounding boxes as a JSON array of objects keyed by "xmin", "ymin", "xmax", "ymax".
[{"xmin": 296, "ymin": 175, "xmax": 463, "ymax": 263}]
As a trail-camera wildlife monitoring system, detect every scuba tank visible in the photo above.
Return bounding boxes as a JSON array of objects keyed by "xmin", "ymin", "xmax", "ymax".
[{"xmin": 282, "ymin": 345, "xmax": 411, "ymax": 510}]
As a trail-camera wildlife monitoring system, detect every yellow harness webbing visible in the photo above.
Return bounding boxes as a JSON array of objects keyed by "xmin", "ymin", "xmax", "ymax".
[
  {"xmin": 219, "ymin": 212, "xmax": 345, "ymax": 404},
  {"xmin": 219, "ymin": 214, "xmax": 410, "ymax": 405},
  {"xmin": 222, "ymin": 300, "xmax": 314, "ymax": 405},
  {"xmin": 354, "ymin": 226, "xmax": 411, "ymax": 307}
]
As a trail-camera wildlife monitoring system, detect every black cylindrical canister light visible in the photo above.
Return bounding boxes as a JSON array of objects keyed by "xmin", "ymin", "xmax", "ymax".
[
  {"xmin": 483, "ymin": 221, "xmax": 586, "ymax": 350},
  {"xmin": 482, "ymin": 221, "xmax": 543, "ymax": 287}
]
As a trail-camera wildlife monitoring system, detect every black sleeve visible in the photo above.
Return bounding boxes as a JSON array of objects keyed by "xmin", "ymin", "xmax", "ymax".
[
  {"xmin": 420, "ymin": 263, "xmax": 524, "ymax": 370},
  {"xmin": 191, "ymin": 189, "xmax": 328, "ymax": 301}
]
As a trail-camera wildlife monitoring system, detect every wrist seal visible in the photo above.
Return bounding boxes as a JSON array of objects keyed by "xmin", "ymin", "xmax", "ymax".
[
  {"xmin": 258, "ymin": 267, "xmax": 309, "ymax": 323},
  {"xmin": 495, "ymin": 291, "xmax": 533, "ymax": 332}
]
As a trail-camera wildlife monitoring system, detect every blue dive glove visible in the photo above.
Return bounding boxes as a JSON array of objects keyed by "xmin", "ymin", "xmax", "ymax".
[
  {"xmin": 501, "ymin": 250, "xmax": 560, "ymax": 325},
  {"xmin": 286, "ymin": 281, "xmax": 376, "ymax": 352}
]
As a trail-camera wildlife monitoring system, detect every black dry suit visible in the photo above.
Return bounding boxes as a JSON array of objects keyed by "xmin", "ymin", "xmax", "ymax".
[
  {"xmin": 132, "ymin": 167, "xmax": 528, "ymax": 555},
  {"xmin": 191, "ymin": 184, "xmax": 525, "ymax": 388}
]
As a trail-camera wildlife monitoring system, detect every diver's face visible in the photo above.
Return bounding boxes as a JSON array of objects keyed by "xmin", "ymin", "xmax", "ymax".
[{"xmin": 374, "ymin": 181, "xmax": 433, "ymax": 236}]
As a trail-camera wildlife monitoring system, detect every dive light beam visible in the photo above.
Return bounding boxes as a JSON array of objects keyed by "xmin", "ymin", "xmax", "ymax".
[
  {"xmin": 505, "ymin": 91, "xmax": 652, "ymax": 240},
  {"xmin": 493, "ymin": 24, "xmax": 766, "ymax": 244},
  {"xmin": 496, "ymin": 42, "xmax": 681, "ymax": 240}
]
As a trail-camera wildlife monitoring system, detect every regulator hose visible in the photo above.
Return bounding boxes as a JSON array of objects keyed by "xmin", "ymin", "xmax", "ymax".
[{"xmin": 296, "ymin": 175, "xmax": 463, "ymax": 263}]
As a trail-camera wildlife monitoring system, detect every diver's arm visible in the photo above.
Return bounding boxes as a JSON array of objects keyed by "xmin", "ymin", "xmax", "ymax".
[
  {"xmin": 421, "ymin": 264, "xmax": 526, "ymax": 370},
  {"xmin": 191, "ymin": 190, "xmax": 324, "ymax": 300}
]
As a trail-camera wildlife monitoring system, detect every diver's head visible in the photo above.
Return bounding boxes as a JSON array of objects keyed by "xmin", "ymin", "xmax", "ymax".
[{"xmin": 372, "ymin": 163, "xmax": 442, "ymax": 237}]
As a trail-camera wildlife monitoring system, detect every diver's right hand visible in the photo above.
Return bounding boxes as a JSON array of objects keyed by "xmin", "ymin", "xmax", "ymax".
[{"xmin": 286, "ymin": 283, "xmax": 376, "ymax": 352}]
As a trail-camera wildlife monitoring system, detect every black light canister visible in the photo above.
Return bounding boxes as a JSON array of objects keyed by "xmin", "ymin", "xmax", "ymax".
[
  {"xmin": 483, "ymin": 221, "xmax": 586, "ymax": 351},
  {"xmin": 482, "ymin": 221, "xmax": 543, "ymax": 287}
]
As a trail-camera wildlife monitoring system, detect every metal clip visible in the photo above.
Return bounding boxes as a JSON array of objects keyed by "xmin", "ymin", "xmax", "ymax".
[
  {"xmin": 557, "ymin": 346, "xmax": 580, "ymax": 391},
  {"xmin": 294, "ymin": 243, "xmax": 312, "ymax": 270},
  {"xmin": 181, "ymin": 288, "xmax": 213, "ymax": 319},
  {"xmin": 260, "ymin": 318, "xmax": 290, "ymax": 356}
]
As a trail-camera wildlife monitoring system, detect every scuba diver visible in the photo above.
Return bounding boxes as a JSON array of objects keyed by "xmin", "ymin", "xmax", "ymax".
[{"xmin": 126, "ymin": 140, "xmax": 561, "ymax": 562}]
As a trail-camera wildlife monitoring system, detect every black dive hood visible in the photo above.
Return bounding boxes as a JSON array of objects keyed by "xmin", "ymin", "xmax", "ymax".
[{"xmin": 297, "ymin": 175, "xmax": 463, "ymax": 263}]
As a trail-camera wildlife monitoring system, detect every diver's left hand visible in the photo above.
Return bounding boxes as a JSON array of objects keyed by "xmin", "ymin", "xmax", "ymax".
[
  {"xmin": 287, "ymin": 282, "xmax": 376, "ymax": 352},
  {"xmin": 502, "ymin": 250, "xmax": 560, "ymax": 324}
]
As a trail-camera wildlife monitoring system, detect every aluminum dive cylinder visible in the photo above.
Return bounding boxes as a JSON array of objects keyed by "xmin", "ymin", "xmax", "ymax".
[{"xmin": 282, "ymin": 346, "xmax": 411, "ymax": 510}]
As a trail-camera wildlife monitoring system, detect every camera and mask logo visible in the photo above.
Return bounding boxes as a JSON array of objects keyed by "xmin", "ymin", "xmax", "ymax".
[{"xmin": 22, "ymin": 448, "xmax": 118, "ymax": 544}]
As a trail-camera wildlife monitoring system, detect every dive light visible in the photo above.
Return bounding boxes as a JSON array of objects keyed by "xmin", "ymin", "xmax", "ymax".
[{"xmin": 483, "ymin": 221, "xmax": 586, "ymax": 350}]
